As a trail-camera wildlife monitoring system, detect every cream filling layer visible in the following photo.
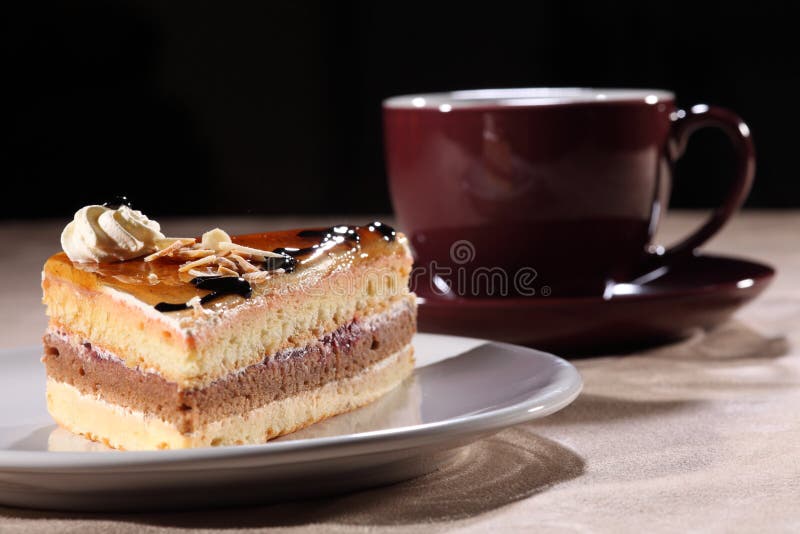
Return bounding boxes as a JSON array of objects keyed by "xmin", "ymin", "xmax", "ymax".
[
  {"xmin": 46, "ymin": 344, "xmax": 415, "ymax": 450},
  {"xmin": 47, "ymin": 295, "xmax": 416, "ymax": 384}
]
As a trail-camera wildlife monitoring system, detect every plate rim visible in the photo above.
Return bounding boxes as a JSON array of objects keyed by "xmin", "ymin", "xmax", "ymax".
[{"xmin": 0, "ymin": 334, "xmax": 582, "ymax": 472}]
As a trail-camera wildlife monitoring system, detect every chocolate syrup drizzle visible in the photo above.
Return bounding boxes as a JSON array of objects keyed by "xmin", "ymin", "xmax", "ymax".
[
  {"xmin": 102, "ymin": 195, "xmax": 133, "ymax": 209},
  {"xmin": 262, "ymin": 253, "xmax": 297, "ymax": 273},
  {"xmin": 155, "ymin": 276, "xmax": 252, "ymax": 312},
  {"xmin": 154, "ymin": 222, "xmax": 396, "ymax": 312},
  {"xmin": 366, "ymin": 221, "xmax": 396, "ymax": 242}
]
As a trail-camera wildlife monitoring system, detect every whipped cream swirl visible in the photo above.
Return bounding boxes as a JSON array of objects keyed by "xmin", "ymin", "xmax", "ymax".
[{"xmin": 61, "ymin": 205, "xmax": 165, "ymax": 263}]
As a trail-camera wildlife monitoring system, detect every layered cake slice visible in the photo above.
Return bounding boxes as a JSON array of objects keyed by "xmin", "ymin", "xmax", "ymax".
[{"xmin": 42, "ymin": 205, "xmax": 416, "ymax": 450}]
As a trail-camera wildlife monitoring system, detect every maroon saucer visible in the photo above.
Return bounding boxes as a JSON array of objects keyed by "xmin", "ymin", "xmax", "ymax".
[{"xmin": 416, "ymin": 253, "xmax": 774, "ymax": 354}]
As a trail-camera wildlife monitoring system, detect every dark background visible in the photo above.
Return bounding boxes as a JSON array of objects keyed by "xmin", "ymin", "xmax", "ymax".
[{"xmin": 2, "ymin": 1, "xmax": 798, "ymax": 219}]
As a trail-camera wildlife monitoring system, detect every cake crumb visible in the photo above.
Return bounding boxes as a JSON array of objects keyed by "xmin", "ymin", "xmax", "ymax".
[{"xmin": 187, "ymin": 296, "xmax": 206, "ymax": 318}]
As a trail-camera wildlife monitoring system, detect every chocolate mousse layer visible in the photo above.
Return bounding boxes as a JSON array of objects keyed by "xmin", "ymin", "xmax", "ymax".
[{"xmin": 43, "ymin": 303, "xmax": 416, "ymax": 433}]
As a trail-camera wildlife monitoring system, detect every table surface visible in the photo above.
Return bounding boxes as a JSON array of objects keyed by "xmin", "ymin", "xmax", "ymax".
[{"xmin": 1, "ymin": 211, "xmax": 798, "ymax": 533}]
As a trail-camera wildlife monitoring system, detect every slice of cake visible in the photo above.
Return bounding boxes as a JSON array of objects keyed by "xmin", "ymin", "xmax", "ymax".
[{"xmin": 42, "ymin": 204, "xmax": 416, "ymax": 450}]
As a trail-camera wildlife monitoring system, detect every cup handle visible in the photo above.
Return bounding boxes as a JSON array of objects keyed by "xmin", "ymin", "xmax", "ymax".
[{"xmin": 648, "ymin": 104, "xmax": 755, "ymax": 263}]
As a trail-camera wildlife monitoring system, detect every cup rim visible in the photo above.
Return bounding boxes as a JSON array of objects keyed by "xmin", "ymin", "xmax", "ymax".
[{"xmin": 383, "ymin": 87, "xmax": 676, "ymax": 110}]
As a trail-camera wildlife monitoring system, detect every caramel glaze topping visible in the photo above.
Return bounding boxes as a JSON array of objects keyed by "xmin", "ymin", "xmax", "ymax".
[{"xmin": 53, "ymin": 222, "xmax": 399, "ymax": 312}]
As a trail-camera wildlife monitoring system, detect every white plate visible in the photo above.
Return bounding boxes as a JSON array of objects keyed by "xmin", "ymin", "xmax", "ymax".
[{"xmin": 0, "ymin": 333, "xmax": 581, "ymax": 511}]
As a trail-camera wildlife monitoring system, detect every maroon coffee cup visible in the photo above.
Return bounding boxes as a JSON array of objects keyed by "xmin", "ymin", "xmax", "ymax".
[{"xmin": 383, "ymin": 88, "xmax": 754, "ymax": 298}]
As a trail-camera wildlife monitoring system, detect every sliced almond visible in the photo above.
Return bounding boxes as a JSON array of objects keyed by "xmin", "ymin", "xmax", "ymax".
[
  {"xmin": 174, "ymin": 248, "xmax": 216, "ymax": 260},
  {"xmin": 216, "ymin": 256, "xmax": 238, "ymax": 270},
  {"xmin": 217, "ymin": 265, "xmax": 239, "ymax": 277},
  {"xmin": 179, "ymin": 255, "xmax": 217, "ymax": 273},
  {"xmin": 188, "ymin": 268, "xmax": 216, "ymax": 278},
  {"xmin": 218, "ymin": 242, "xmax": 283, "ymax": 259},
  {"xmin": 144, "ymin": 239, "xmax": 187, "ymax": 262},
  {"xmin": 155, "ymin": 237, "xmax": 196, "ymax": 249},
  {"xmin": 201, "ymin": 228, "xmax": 232, "ymax": 250},
  {"xmin": 229, "ymin": 254, "xmax": 260, "ymax": 273}
]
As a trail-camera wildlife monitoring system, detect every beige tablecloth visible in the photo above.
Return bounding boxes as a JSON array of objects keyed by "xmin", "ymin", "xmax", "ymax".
[{"xmin": 1, "ymin": 211, "xmax": 798, "ymax": 533}]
